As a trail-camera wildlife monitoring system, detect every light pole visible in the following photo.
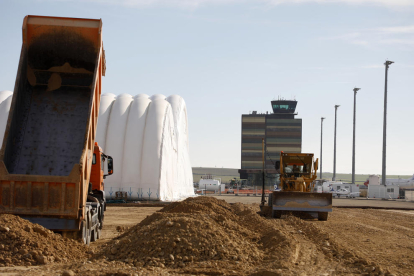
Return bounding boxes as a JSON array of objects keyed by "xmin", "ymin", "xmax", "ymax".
[
  {"xmin": 352, "ymin": 88, "xmax": 361, "ymax": 184},
  {"xmin": 382, "ymin": 60, "xmax": 394, "ymax": 186},
  {"xmin": 333, "ymin": 105, "xmax": 340, "ymax": 181},
  {"xmin": 320, "ymin": 117, "xmax": 325, "ymax": 179}
]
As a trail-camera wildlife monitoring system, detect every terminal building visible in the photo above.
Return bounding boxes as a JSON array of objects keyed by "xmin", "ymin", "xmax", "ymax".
[{"xmin": 239, "ymin": 99, "xmax": 302, "ymax": 184}]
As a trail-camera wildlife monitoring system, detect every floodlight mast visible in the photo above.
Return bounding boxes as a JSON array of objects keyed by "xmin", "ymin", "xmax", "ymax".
[
  {"xmin": 320, "ymin": 117, "xmax": 325, "ymax": 179},
  {"xmin": 382, "ymin": 60, "xmax": 394, "ymax": 186},
  {"xmin": 333, "ymin": 105, "xmax": 340, "ymax": 181},
  {"xmin": 352, "ymin": 88, "xmax": 361, "ymax": 185}
]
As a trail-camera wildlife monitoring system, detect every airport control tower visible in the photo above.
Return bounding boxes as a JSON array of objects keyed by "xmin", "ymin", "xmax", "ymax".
[{"xmin": 239, "ymin": 99, "xmax": 302, "ymax": 180}]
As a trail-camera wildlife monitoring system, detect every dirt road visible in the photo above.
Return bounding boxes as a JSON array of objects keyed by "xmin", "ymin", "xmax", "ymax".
[
  {"xmin": 1, "ymin": 200, "xmax": 413, "ymax": 275},
  {"xmin": 309, "ymin": 208, "xmax": 414, "ymax": 275}
]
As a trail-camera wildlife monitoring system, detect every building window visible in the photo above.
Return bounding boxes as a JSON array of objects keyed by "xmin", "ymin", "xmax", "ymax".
[{"xmin": 273, "ymin": 104, "xmax": 295, "ymax": 111}]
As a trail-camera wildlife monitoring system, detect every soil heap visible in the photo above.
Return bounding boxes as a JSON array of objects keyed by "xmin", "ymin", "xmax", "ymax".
[
  {"xmin": 102, "ymin": 197, "xmax": 295, "ymax": 272},
  {"xmin": 0, "ymin": 214, "xmax": 87, "ymax": 266}
]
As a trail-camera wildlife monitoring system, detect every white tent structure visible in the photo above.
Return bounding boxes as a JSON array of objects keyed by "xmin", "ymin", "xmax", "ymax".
[
  {"xmin": 0, "ymin": 91, "xmax": 13, "ymax": 143},
  {"xmin": 0, "ymin": 91, "xmax": 194, "ymax": 201},
  {"xmin": 96, "ymin": 93, "xmax": 194, "ymax": 201}
]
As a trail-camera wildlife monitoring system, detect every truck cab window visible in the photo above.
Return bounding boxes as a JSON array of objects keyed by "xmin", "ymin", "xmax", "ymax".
[{"xmin": 92, "ymin": 154, "xmax": 96, "ymax": 165}]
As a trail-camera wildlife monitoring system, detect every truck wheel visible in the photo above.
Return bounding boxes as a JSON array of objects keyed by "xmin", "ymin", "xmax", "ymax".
[
  {"xmin": 81, "ymin": 219, "xmax": 90, "ymax": 245},
  {"xmin": 91, "ymin": 226, "xmax": 97, "ymax": 242},
  {"xmin": 96, "ymin": 224, "xmax": 101, "ymax": 239},
  {"xmin": 84, "ymin": 211, "xmax": 92, "ymax": 245},
  {"xmin": 272, "ymin": 210, "xmax": 282, "ymax": 218},
  {"xmin": 98, "ymin": 206, "xmax": 104, "ymax": 229},
  {"xmin": 318, "ymin": 212, "xmax": 329, "ymax": 221},
  {"xmin": 99, "ymin": 203, "xmax": 106, "ymax": 229}
]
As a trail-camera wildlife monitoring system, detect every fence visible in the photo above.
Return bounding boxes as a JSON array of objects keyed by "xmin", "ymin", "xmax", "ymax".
[{"xmin": 107, "ymin": 187, "xmax": 160, "ymax": 201}]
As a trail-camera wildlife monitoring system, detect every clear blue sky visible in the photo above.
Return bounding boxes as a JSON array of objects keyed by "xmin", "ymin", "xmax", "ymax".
[{"xmin": 1, "ymin": 0, "xmax": 413, "ymax": 175}]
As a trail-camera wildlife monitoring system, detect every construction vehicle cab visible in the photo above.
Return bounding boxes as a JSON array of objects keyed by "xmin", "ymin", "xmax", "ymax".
[
  {"xmin": 268, "ymin": 152, "xmax": 332, "ymax": 221},
  {"xmin": 279, "ymin": 153, "xmax": 318, "ymax": 192}
]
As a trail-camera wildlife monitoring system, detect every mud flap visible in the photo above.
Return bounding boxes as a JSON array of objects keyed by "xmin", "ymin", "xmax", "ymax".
[{"xmin": 272, "ymin": 192, "xmax": 332, "ymax": 213}]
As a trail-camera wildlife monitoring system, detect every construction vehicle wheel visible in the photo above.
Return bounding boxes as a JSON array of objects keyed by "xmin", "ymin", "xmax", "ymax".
[
  {"xmin": 318, "ymin": 212, "xmax": 328, "ymax": 221},
  {"xmin": 272, "ymin": 210, "xmax": 282, "ymax": 219}
]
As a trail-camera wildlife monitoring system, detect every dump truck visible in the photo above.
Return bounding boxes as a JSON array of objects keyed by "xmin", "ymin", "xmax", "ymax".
[
  {"xmin": 268, "ymin": 152, "xmax": 332, "ymax": 221},
  {"xmin": 0, "ymin": 15, "xmax": 111, "ymax": 244}
]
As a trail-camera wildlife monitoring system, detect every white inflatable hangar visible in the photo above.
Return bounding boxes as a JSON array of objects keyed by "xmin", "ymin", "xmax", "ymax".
[
  {"xmin": 96, "ymin": 93, "xmax": 194, "ymax": 201},
  {"xmin": 0, "ymin": 91, "xmax": 194, "ymax": 201},
  {"xmin": 0, "ymin": 91, "xmax": 13, "ymax": 143}
]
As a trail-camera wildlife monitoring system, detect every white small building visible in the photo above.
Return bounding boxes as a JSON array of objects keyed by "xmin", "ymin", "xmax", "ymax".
[
  {"xmin": 405, "ymin": 190, "xmax": 414, "ymax": 201},
  {"xmin": 198, "ymin": 175, "xmax": 223, "ymax": 192},
  {"xmin": 198, "ymin": 179, "xmax": 221, "ymax": 191},
  {"xmin": 368, "ymin": 175, "xmax": 380, "ymax": 185},
  {"xmin": 368, "ymin": 185, "xmax": 399, "ymax": 199}
]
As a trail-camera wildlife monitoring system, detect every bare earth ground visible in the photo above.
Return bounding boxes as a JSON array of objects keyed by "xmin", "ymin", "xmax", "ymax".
[{"xmin": 0, "ymin": 197, "xmax": 413, "ymax": 276}]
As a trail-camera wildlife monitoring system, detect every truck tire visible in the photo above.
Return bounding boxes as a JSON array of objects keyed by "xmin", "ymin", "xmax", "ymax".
[
  {"xmin": 98, "ymin": 205, "xmax": 104, "ymax": 229},
  {"xmin": 91, "ymin": 226, "xmax": 98, "ymax": 242},
  {"xmin": 318, "ymin": 212, "xmax": 329, "ymax": 221},
  {"xmin": 82, "ymin": 211, "xmax": 92, "ymax": 245},
  {"xmin": 81, "ymin": 219, "xmax": 90, "ymax": 245},
  {"xmin": 268, "ymin": 193, "xmax": 273, "ymax": 207},
  {"xmin": 99, "ymin": 203, "xmax": 106, "ymax": 229},
  {"xmin": 272, "ymin": 210, "xmax": 282, "ymax": 218},
  {"xmin": 96, "ymin": 224, "xmax": 101, "ymax": 240}
]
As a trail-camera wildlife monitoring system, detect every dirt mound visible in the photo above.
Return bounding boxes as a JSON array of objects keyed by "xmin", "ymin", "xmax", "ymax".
[
  {"xmin": 0, "ymin": 214, "xmax": 87, "ymax": 266},
  {"xmin": 101, "ymin": 197, "xmax": 291, "ymax": 271},
  {"xmin": 161, "ymin": 196, "xmax": 235, "ymax": 217}
]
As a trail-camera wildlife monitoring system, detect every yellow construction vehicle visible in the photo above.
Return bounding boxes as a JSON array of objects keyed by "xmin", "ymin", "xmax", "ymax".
[{"xmin": 268, "ymin": 152, "xmax": 332, "ymax": 221}]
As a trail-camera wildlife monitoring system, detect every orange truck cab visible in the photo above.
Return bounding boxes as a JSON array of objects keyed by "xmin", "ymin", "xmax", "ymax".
[
  {"xmin": 90, "ymin": 142, "xmax": 113, "ymax": 192},
  {"xmin": 87, "ymin": 142, "xmax": 113, "ymax": 238}
]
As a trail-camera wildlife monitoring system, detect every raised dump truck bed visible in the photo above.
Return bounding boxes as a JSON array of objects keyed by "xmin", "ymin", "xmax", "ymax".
[{"xmin": 0, "ymin": 15, "xmax": 106, "ymax": 243}]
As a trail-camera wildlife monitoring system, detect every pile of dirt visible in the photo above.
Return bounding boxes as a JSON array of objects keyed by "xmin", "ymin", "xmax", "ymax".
[
  {"xmin": 0, "ymin": 214, "xmax": 87, "ymax": 267},
  {"xmin": 101, "ymin": 197, "xmax": 293, "ymax": 272}
]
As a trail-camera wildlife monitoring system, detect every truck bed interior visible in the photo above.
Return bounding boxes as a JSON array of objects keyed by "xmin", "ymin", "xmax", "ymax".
[{"xmin": 4, "ymin": 29, "xmax": 97, "ymax": 176}]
